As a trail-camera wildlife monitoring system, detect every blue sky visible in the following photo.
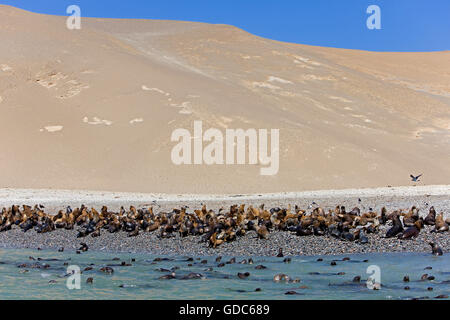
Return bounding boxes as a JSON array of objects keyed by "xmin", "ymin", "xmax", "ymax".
[{"xmin": 3, "ymin": 0, "xmax": 449, "ymax": 52}]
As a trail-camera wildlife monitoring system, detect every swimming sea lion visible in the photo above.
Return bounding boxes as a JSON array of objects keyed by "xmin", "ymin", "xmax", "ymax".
[
  {"xmin": 429, "ymin": 242, "xmax": 443, "ymax": 256},
  {"xmin": 276, "ymin": 248, "xmax": 284, "ymax": 257},
  {"xmin": 237, "ymin": 272, "xmax": 250, "ymax": 279}
]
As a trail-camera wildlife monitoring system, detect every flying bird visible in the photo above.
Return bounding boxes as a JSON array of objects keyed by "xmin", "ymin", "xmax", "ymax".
[{"xmin": 410, "ymin": 174, "xmax": 422, "ymax": 182}]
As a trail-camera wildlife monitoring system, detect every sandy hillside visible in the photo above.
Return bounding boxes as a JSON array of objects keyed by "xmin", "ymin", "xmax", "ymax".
[{"xmin": 0, "ymin": 5, "xmax": 449, "ymax": 194}]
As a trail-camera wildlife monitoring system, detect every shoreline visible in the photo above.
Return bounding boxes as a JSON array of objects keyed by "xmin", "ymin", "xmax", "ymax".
[
  {"xmin": 0, "ymin": 186, "xmax": 448, "ymax": 257},
  {"xmin": 0, "ymin": 224, "xmax": 447, "ymax": 257}
]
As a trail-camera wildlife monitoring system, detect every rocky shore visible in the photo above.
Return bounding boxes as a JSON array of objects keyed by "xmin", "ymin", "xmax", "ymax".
[
  {"xmin": 0, "ymin": 186, "xmax": 448, "ymax": 256},
  {"xmin": 0, "ymin": 222, "xmax": 448, "ymax": 256}
]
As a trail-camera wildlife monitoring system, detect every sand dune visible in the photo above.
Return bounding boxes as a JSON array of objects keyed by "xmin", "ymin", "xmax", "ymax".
[{"xmin": 0, "ymin": 5, "xmax": 449, "ymax": 194}]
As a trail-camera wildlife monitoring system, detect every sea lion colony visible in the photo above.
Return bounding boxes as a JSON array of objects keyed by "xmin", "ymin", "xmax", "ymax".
[{"xmin": 0, "ymin": 204, "xmax": 448, "ymax": 248}]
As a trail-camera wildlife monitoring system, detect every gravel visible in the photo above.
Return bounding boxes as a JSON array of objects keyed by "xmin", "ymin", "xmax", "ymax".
[{"xmin": 0, "ymin": 187, "xmax": 448, "ymax": 257}]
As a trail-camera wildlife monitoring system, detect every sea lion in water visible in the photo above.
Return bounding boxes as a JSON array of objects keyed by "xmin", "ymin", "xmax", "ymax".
[
  {"xmin": 99, "ymin": 267, "xmax": 114, "ymax": 274},
  {"xmin": 276, "ymin": 248, "xmax": 284, "ymax": 257},
  {"xmin": 237, "ymin": 272, "xmax": 250, "ymax": 279},
  {"xmin": 429, "ymin": 242, "xmax": 443, "ymax": 256},
  {"xmin": 159, "ymin": 272, "xmax": 176, "ymax": 280},
  {"xmin": 273, "ymin": 274, "xmax": 290, "ymax": 282},
  {"xmin": 79, "ymin": 243, "xmax": 89, "ymax": 252}
]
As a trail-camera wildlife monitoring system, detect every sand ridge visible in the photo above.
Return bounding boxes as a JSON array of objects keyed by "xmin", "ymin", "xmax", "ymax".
[{"xmin": 0, "ymin": 5, "xmax": 449, "ymax": 194}]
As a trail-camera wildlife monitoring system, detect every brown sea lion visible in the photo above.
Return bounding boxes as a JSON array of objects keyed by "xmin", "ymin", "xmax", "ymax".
[
  {"xmin": 398, "ymin": 219, "xmax": 423, "ymax": 240},
  {"xmin": 429, "ymin": 242, "xmax": 443, "ymax": 256},
  {"xmin": 424, "ymin": 207, "xmax": 436, "ymax": 226},
  {"xmin": 433, "ymin": 213, "xmax": 449, "ymax": 232}
]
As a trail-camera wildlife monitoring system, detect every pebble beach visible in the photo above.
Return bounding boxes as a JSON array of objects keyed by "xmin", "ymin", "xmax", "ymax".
[{"xmin": 0, "ymin": 186, "xmax": 448, "ymax": 257}]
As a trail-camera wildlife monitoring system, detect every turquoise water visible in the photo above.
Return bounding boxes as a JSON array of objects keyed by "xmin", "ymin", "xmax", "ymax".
[{"xmin": 0, "ymin": 248, "xmax": 448, "ymax": 300}]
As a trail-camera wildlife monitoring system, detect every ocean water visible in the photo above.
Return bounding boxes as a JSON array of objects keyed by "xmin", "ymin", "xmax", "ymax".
[{"xmin": 0, "ymin": 248, "xmax": 448, "ymax": 300}]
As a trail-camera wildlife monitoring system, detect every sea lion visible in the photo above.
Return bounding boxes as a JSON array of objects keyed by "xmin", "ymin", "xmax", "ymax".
[
  {"xmin": 79, "ymin": 243, "xmax": 89, "ymax": 252},
  {"xmin": 276, "ymin": 248, "xmax": 284, "ymax": 257},
  {"xmin": 273, "ymin": 274, "xmax": 290, "ymax": 282},
  {"xmin": 379, "ymin": 207, "xmax": 388, "ymax": 225},
  {"xmin": 429, "ymin": 242, "xmax": 443, "ymax": 256},
  {"xmin": 237, "ymin": 272, "xmax": 250, "ymax": 279},
  {"xmin": 159, "ymin": 272, "xmax": 176, "ymax": 280},
  {"xmin": 398, "ymin": 219, "xmax": 423, "ymax": 240},
  {"xmin": 433, "ymin": 212, "xmax": 449, "ymax": 233},
  {"xmin": 256, "ymin": 225, "xmax": 269, "ymax": 239},
  {"xmin": 99, "ymin": 267, "xmax": 114, "ymax": 274},
  {"xmin": 424, "ymin": 207, "xmax": 436, "ymax": 226},
  {"xmin": 403, "ymin": 206, "xmax": 419, "ymax": 227},
  {"xmin": 385, "ymin": 214, "xmax": 404, "ymax": 238},
  {"xmin": 181, "ymin": 272, "xmax": 204, "ymax": 280}
]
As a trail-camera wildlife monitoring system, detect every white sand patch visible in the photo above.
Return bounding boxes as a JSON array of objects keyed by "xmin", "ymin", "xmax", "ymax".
[
  {"xmin": 59, "ymin": 83, "xmax": 90, "ymax": 99},
  {"xmin": 0, "ymin": 96, "xmax": 3, "ymax": 103},
  {"xmin": 329, "ymin": 96, "xmax": 353, "ymax": 103},
  {"xmin": 252, "ymin": 82, "xmax": 280, "ymax": 90},
  {"xmin": 83, "ymin": 117, "xmax": 113, "ymax": 126},
  {"xmin": 142, "ymin": 85, "xmax": 170, "ymax": 96},
  {"xmin": 177, "ymin": 102, "xmax": 193, "ymax": 115},
  {"xmin": 81, "ymin": 70, "xmax": 96, "ymax": 74},
  {"xmin": 293, "ymin": 61, "xmax": 314, "ymax": 69},
  {"xmin": 40, "ymin": 126, "xmax": 63, "ymax": 133},
  {"xmin": 293, "ymin": 55, "xmax": 321, "ymax": 66},
  {"xmin": 268, "ymin": 76, "xmax": 293, "ymax": 84},
  {"xmin": 302, "ymin": 74, "xmax": 335, "ymax": 81},
  {"xmin": 0, "ymin": 64, "xmax": 12, "ymax": 72},
  {"xmin": 129, "ymin": 118, "xmax": 144, "ymax": 124},
  {"xmin": 36, "ymin": 79, "xmax": 57, "ymax": 88},
  {"xmin": 35, "ymin": 71, "xmax": 89, "ymax": 98}
]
